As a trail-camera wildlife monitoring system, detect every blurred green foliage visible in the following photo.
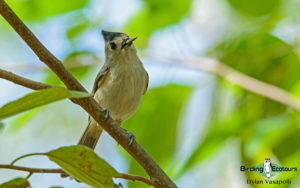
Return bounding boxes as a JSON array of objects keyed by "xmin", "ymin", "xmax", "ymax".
[
  {"xmin": 6, "ymin": 0, "xmax": 88, "ymax": 20},
  {"xmin": 228, "ymin": 0, "xmax": 281, "ymax": 17},
  {"xmin": 125, "ymin": 0, "xmax": 193, "ymax": 47},
  {"xmin": 67, "ymin": 22, "xmax": 90, "ymax": 40},
  {"xmin": 177, "ymin": 111, "xmax": 246, "ymax": 177},
  {"xmin": 212, "ymin": 32, "xmax": 300, "ymax": 91},
  {"xmin": 208, "ymin": 3, "xmax": 300, "ymax": 176},
  {"xmin": 177, "ymin": 0, "xmax": 300, "ymax": 186}
]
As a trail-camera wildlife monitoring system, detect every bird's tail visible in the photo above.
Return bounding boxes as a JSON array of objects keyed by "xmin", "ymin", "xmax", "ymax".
[{"xmin": 78, "ymin": 119, "xmax": 103, "ymax": 150}]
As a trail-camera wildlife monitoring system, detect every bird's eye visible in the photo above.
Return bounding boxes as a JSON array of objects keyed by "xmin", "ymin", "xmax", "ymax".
[{"xmin": 110, "ymin": 42, "xmax": 117, "ymax": 50}]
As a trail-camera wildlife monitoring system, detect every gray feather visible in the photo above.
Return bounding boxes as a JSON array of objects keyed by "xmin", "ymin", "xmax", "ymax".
[{"xmin": 92, "ymin": 64, "xmax": 110, "ymax": 93}]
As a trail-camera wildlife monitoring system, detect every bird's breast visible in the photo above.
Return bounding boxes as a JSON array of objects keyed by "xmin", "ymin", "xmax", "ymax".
[{"xmin": 94, "ymin": 62, "xmax": 147, "ymax": 122}]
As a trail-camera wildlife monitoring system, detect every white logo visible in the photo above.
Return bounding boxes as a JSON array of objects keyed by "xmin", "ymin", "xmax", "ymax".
[{"xmin": 264, "ymin": 158, "xmax": 272, "ymax": 179}]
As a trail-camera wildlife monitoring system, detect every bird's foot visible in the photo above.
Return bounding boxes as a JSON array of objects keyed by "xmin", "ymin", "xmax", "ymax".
[
  {"xmin": 101, "ymin": 108, "xmax": 110, "ymax": 121},
  {"xmin": 126, "ymin": 130, "xmax": 135, "ymax": 146},
  {"xmin": 114, "ymin": 183, "xmax": 123, "ymax": 188},
  {"xmin": 116, "ymin": 129, "xmax": 135, "ymax": 146}
]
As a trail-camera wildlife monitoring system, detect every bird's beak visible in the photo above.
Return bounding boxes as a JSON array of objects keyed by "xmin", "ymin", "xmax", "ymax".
[{"xmin": 125, "ymin": 36, "xmax": 137, "ymax": 46}]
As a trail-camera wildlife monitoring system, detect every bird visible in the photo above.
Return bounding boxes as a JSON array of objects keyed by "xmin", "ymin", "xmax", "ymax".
[{"xmin": 78, "ymin": 30, "xmax": 148, "ymax": 149}]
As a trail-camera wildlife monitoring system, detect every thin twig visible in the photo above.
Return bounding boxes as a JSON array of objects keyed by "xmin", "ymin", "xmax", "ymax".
[
  {"xmin": 0, "ymin": 69, "xmax": 55, "ymax": 90},
  {"xmin": 25, "ymin": 172, "xmax": 33, "ymax": 180},
  {"xmin": 0, "ymin": 1, "xmax": 176, "ymax": 187},
  {"xmin": 10, "ymin": 152, "xmax": 44, "ymax": 166},
  {"xmin": 0, "ymin": 164, "xmax": 64, "ymax": 173},
  {"xmin": 0, "ymin": 164, "xmax": 156, "ymax": 186}
]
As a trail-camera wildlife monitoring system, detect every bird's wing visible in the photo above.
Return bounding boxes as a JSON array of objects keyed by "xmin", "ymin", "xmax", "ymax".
[
  {"xmin": 143, "ymin": 71, "xmax": 149, "ymax": 95},
  {"xmin": 92, "ymin": 64, "xmax": 110, "ymax": 93}
]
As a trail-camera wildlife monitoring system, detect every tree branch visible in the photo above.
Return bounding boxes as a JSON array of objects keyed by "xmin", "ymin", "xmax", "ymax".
[
  {"xmin": 0, "ymin": 164, "xmax": 156, "ymax": 186},
  {"xmin": 0, "ymin": 69, "xmax": 55, "ymax": 90},
  {"xmin": 0, "ymin": 1, "xmax": 176, "ymax": 187},
  {"xmin": 118, "ymin": 173, "xmax": 157, "ymax": 186}
]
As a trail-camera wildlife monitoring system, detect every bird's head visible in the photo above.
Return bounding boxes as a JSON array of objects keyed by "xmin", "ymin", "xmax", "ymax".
[{"xmin": 101, "ymin": 30, "xmax": 137, "ymax": 58}]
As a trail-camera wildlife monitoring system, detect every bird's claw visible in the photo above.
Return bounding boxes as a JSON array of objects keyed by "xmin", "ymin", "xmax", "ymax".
[
  {"xmin": 101, "ymin": 108, "xmax": 110, "ymax": 121},
  {"xmin": 114, "ymin": 183, "xmax": 123, "ymax": 188},
  {"xmin": 116, "ymin": 129, "xmax": 136, "ymax": 146},
  {"xmin": 127, "ymin": 130, "xmax": 136, "ymax": 146}
]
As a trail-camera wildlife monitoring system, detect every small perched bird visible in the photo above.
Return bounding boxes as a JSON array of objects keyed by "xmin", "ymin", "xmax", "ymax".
[{"xmin": 78, "ymin": 30, "xmax": 148, "ymax": 149}]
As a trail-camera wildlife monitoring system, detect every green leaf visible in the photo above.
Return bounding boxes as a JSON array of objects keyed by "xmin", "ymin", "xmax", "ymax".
[
  {"xmin": 125, "ymin": 0, "xmax": 193, "ymax": 47},
  {"xmin": 46, "ymin": 145, "xmax": 119, "ymax": 188},
  {"xmin": 0, "ymin": 88, "xmax": 91, "ymax": 120},
  {"xmin": 122, "ymin": 84, "xmax": 192, "ymax": 188},
  {"xmin": 6, "ymin": 0, "xmax": 89, "ymax": 21},
  {"xmin": 0, "ymin": 178, "xmax": 30, "ymax": 188},
  {"xmin": 244, "ymin": 115, "xmax": 290, "ymax": 159}
]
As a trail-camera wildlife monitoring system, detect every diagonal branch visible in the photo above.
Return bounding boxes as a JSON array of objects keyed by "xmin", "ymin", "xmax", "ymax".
[{"xmin": 0, "ymin": 1, "xmax": 176, "ymax": 188}]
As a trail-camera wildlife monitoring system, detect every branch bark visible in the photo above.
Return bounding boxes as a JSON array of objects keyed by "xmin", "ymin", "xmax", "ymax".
[
  {"xmin": 0, "ymin": 1, "xmax": 177, "ymax": 187},
  {"xmin": 118, "ymin": 174, "xmax": 157, "ymax": 186}
]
